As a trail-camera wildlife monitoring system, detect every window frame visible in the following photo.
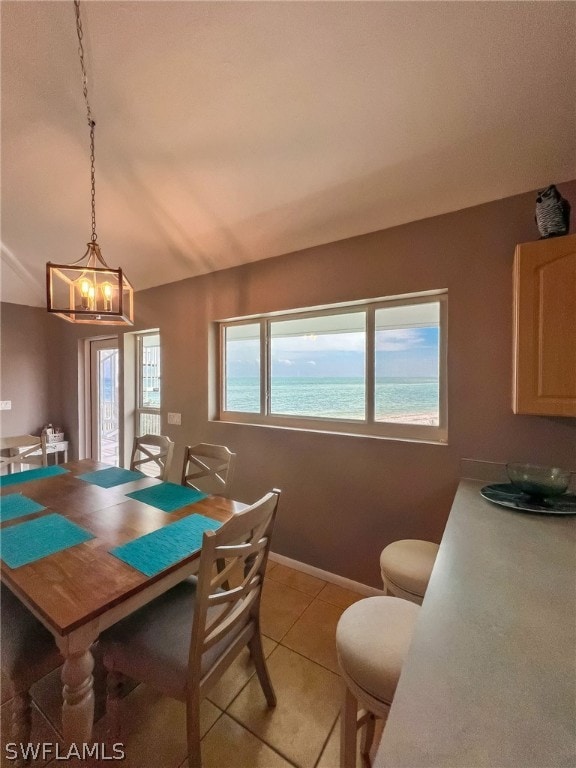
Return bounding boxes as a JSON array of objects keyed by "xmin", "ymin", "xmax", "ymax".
[
  {"xmin": 135, "ymin": 330, "xmax": 162, "ymax": 436},
  {"xmin": 217, "ymin": 291, "xmax": 448, "ymax": 444}
]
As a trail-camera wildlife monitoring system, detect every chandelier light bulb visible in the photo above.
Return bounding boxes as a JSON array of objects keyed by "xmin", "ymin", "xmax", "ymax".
[{"xmin": 102, "ymin": 282, "xmax": 113, "ymax": 310}]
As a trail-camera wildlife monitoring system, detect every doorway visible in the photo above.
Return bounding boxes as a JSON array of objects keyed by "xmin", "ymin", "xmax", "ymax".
[{"xmin": 89, "ymin": 337, "xmax": 120, "ymax": 464}]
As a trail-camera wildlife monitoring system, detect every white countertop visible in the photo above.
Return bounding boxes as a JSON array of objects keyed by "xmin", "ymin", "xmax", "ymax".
[{"xmin": 375, "ymin": 478, "xmax": 576, "ymax": 768}]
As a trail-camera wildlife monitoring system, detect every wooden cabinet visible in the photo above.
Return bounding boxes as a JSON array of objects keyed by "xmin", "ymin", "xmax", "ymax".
[{"xmin": 513, "ymin": 234, "xmax": 576, "ymax": 416}]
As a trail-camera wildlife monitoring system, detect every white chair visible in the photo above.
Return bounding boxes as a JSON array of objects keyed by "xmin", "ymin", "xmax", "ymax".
[
  {"xmin": 181, "ymin": 443, "xmax": 236, "ymax": 498},
  {"xmin": 130, "ymin": 434, "xmax": 174, "ymax": 481},
  {"xmin": 1, "ymin": 586, "xmax": 62, "ymax": 763},
  {"xmin": 380, "ymin": 539, "xmax": 439, "ymax": 605},
  {"xmin": 0, "ymin": 434, "xmax": 47, "ymax": 475},
  {"xmin": 100, "ymin": 489, "xmax": 280, "ymax": 768},
  {"xmin": 182, "ymin": 444, "xmax": 237, "ymax": 588},
  {"xmin": 336, "ymin": 596, "xmax": 420, "ymax": 768}
]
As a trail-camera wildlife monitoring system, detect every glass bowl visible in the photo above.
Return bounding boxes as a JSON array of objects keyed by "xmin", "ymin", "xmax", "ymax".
[{"xmin": 506, "ymin": 463, "xmax": 571, "ymax": 498}]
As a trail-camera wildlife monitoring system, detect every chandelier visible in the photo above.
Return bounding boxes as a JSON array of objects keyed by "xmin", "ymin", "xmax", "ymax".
[{"xmin": 46, "ymin": 0, "xmax": 133, "ymax": 325}]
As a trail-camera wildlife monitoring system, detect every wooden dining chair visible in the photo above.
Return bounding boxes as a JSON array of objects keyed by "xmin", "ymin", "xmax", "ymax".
[
  {"xmin": 1, "ymin": 586, "xmax": 63, "ymax": 764},
  {"xmin": 100, "ymin": 489, "xmax": 280, "ymax": 768},
  {"xmin": 181, "ymin": 443, "xmax": 237, "ymax": 498},
  {"xmin": 130, "ymin": 433, "xmax": 174, "ymax": 481},
  {"xmin": 182, "ymin": 443, "xmax": 238, "ymax": 588},
  {"xmin": 0, "ymin": 435, "xmax": 47, "ymax": 475}
]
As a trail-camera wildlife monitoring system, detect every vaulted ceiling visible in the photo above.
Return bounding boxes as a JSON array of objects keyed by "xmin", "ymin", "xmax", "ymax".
[{"xmin": 2, "ymin": 1, "xmax": 575, "ymax": 307}]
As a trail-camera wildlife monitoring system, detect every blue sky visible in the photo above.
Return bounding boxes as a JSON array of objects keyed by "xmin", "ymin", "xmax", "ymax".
[{"xmin": 227, "ymin": 327, "xmax": 439, "ymax": 378}]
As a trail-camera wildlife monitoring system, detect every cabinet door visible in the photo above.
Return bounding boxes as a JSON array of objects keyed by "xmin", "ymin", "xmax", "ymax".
[{"xmin": 512, "ymin": 234, "xmax": 576, "ymax": 416}]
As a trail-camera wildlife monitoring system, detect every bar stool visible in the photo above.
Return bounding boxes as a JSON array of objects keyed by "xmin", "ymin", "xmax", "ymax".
[
  {"xmin": 380, "ymin": 539, "xmax": 439, "ymax": 605},
  {"xmin": 336, "ymin": 596, "xmax": 420, "ymax": 768}
]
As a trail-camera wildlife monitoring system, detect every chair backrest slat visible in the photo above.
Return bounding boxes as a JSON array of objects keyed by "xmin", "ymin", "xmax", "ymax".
[
  {"xmin": 181, "ymin": 443, "xmax": 236, "ymax": 498},
  {"xmin": 0, "ymin": 435, "xmax": 47, "ymax": 472},
  {"xmin": 130, "ymin": 434, "xmax": 174, "ymax": 481},
  {"xmin": 203, "ymin": 587, "xmax": 260, "ymax": 650}
]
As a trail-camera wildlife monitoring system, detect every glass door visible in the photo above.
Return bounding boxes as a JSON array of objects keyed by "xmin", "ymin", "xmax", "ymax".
[
  {"xmin": 136, "ymin": 332, "xmax": 161, "ymax": 436},
  {"xmin": 90, "ymin": 338, "xmax": 119, "ymax": 464}
]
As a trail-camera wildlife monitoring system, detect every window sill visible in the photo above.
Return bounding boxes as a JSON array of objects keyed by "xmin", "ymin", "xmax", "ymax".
[{"xmin": 210, "ymin": 417, "xmax": 448, "ymax": 446}]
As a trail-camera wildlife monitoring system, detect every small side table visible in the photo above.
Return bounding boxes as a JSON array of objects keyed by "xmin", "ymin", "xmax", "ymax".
[{"xmin": 46, "ymin": 441, "xmax": 69, "ymax": 464}]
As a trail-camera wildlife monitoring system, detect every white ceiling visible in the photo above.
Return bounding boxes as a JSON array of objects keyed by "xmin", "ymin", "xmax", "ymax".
[{"xmin": 2, "ymin": 1, "xmax": 575, "ymax": 307}]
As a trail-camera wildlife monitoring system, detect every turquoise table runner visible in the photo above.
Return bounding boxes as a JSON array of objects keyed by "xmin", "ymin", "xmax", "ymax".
[
  {"xmin": 126, "ymin": 482, "xmax": 208, "ymax": 513},
  {"xmin": 0, "ymin": 494, "xmax": 46, "ymax": 524},
  {"xmin": 77, "ymin": 466, "xmax": 145, "ymax": 488},
  {"xmin": 110, "ymin": 514, "xmax": 222, "ymax": 576},
  {"xmin": 0, "ymin": 465, "xmax": 69, "ymax": 488},
  {"xmin": 0, "ymin": 513, "xmax": 94, "ymax": 569}
]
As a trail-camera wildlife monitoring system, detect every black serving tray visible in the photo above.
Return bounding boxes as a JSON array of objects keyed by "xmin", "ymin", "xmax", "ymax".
[{"xmin": 480, "ymin": 484, "xmax": 576, "ymax": 515}]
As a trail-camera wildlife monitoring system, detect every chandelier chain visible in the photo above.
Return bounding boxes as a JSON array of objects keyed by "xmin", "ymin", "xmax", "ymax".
[{"xmin": 74, "ymin": 0, "xmax": 97, "ymax": 242}]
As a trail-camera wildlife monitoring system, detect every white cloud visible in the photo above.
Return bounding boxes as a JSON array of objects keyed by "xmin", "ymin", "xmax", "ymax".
[
  {"xmin": 230, "ymin": 357, "xmax": 258, "ymax": 365},
  {"xmin": 271, "ymin": 328, "xmax": 426, "ymax": 353},
  {"xmin": 376, "ymin": 329, "xmax": 423, "ymax": 352},
  {"xmin": 272, "ymin": 332, "xmax": 365, "ymax": 353}
]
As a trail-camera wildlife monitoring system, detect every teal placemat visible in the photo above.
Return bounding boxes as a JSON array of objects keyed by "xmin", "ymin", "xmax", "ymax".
[
  {"xmin": 126, "ymin": 482, "xmax": 208, "ymax": 513},
  {"xmin": 110, "ymin": 514, "xmax": 222, "ymax": 576},
  {"xmin": 77, "ymin": 467, "xmax": 145, "ymax": 488},
  {"xmin": 0, "ymin": 513, "xmax": 94, "ymax": 569},
  {"xmin": 0, "ymin": 465, "xmax": 69, "ymax": 488},
  {"xmin": 0, "ymin": 494, "xmax": 46, "ymax": 523}
]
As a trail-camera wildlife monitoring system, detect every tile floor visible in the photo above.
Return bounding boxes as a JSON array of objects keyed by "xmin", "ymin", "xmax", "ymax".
[{"xmin": 1, "ymin": 562, "xmax": 385, "ymax": 768}]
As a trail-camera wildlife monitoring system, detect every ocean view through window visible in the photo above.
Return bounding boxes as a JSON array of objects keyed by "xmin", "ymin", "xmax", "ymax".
[{"xmin": 219, "ymin": 292, "xmax": 447, "ymax": 442}]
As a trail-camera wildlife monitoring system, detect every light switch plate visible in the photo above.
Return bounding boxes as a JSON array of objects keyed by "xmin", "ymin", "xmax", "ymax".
[
  {"xmin": 167, "ymin": 412, "xmax": 181, "ymax": 425},
  {"xmin": 0, "ymin": 401, "xmax": 12, "ymax": 410}
]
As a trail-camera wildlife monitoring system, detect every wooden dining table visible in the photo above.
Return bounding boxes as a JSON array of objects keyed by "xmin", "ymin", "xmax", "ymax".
[{"xmin": 0, "ymin": 459, "xmax": 245, "ymax": 744}]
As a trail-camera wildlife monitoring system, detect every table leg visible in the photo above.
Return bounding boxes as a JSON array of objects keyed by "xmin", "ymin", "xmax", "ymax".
[{"xmin": 56, "ymin": 628, "xmax": 98, "ymax": 744}]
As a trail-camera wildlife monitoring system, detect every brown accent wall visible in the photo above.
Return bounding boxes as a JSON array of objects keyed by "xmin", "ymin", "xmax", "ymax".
[
  {"xmin": 7, "ymin": 182, "xmax": 575, "ymax": 586},
  {"xmin": 0, "ymin": 304, "xmax": 61, "ymax": 436}
]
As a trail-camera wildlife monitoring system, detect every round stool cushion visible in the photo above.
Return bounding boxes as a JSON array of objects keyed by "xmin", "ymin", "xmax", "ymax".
[
  {"xmin": 380, "ymin": 539, "xmax": 439, "ymax": 598},
  {"xmin": 336, "ymin": 596, "xmax": 420, "ymax": 705}
]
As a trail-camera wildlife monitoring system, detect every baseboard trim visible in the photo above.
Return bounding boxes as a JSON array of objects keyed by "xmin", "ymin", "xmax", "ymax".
[{"xmin": 268, "ymin": 551, "xmax": 382, "ymax": 597}]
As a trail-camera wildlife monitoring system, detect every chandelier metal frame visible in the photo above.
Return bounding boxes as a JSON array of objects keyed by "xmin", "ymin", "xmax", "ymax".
[{"xmin": 46, "ymin": 0, "xmax": 133, "ymax": 325}]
